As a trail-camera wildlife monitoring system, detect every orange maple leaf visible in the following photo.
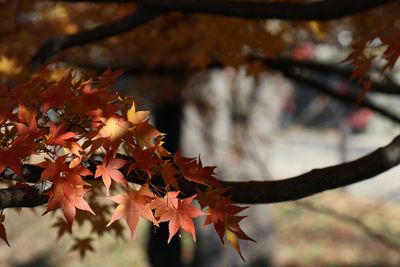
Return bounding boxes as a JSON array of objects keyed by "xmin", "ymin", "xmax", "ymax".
[
  {"xmin": 152, "ymin": 192, "xmax": 204, "ymax": 243},
  {"xmin": 130, "ymin": 120, "xmax": 163, "ymax": 149},
  {"xmin": 127, "ymin": 101, "xmax": 150, "ymax": 124},
  {"xmin": 44, "ymin": 180, "xmax": 95, "ymax": 227},
  {"xmin": 95, "ymin": 157, "xmax": 128, "ymax": 195},
  {"xmin": 107, "ymin": 185, "xmax": 158, "ymax": 238}
]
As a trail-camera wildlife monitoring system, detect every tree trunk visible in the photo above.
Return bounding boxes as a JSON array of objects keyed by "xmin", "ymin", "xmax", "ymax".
[{"xmin": 147, "ymin": 102, "xmax": 184, "ymax": 267}]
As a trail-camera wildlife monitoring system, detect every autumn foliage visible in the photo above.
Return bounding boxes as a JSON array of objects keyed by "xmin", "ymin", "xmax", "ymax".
[{"xmin": 0, "ymin": 69, "xmax": 252, "ymax": 258}]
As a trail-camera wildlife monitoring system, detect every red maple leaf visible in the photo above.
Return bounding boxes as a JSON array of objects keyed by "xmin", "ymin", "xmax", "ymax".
[
  {"xmin": 152, "ymin": 192, "xmax": 204, "ymax": 243},
  {"xmin": 107, "ymin": 185, "xmax": 158, "ymax": 238},
  {"xmin": 14, "ymin": 104, "xmax": 39, "ymax": 138},
  {"xmin": 41, "ymin": 79, "xmax": 74, "ymax": 112},
  {"xmin": 160, "ymin": 162, "xmax": 179, "ymax": 190},
  {"xmin": 127, "ymin": 145, "xmax": 163, "ymax": 178},
  {"xmin": 0, "ymin": 137, "xmax": 35, "ymax": 178},
  {"xmin": 200, "ymin": 189, "xmax": 254, "ymax": 260},
  {"xmin": 95, "ymin": 157, "xmax": 128, "ymax": 195},
  {"xmin": 174, "ymin": 152, "xmax": 220, "ymax": 186},
  {"xmin": 45, "ymin": 122, "xmax": 76, "ymax": 146}
]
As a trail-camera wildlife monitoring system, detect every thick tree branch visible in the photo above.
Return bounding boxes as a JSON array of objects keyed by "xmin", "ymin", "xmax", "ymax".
[
  {"xmin": 224, "ymin": 134, "xmax": 400, "ymax": 204},
  {"xmin": 1, "ymin": 133, "xmax": 400, "ymax": 208},
  {"xmin": 0, "ymin": 187, "xmax": 48, "ymax": 209}
]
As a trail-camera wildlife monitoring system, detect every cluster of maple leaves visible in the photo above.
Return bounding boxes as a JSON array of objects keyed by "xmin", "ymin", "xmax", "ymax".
[{"xmin": 0, "ymin": 69, "xmax": 253, "ymax": 258}]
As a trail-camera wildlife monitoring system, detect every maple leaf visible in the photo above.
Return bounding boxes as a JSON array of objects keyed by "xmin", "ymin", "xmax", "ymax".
[
  {"xmin": 225, "ymin": 215, "xmax": 255, "ymax": 261},
  {"xmin": 152, "ymin": 192, "xmax": 204, "ymax": 243},
  {"xmin": 14, "ymin": 104, "xmax": 39, "ymax": 139},
  {"xmin": 130, "ymin": 120, "xmax": 163, "ymax": 149},
  {"xmin": 107, "ymin": 185, "xmax": 157, "ymax": 238},
  {"xmin": 127, "ymin": 101, "xmax": 150, "ymax": 124},
  {"xmin": 45, "ymin": 122, "xmax": 76, "ymax": 146},
  {"xmin": 95, "ymin": 157, "xmax": 128, "ymax": 195},
  {"xmin": 44, "ymin": 179, "xmax": 95, "ymax": 227},
  {"xmin": 203, "ymin": 199, "xmax": 247, "ymax": 241},
  {"xmin": 38, "ymin": 156, "xmax": 91, "ymax": 185},
  {"xmin": 41, "ymin": 79, "xmax": 74, "ymax": 112},
  {"xmin": 70, "ymin": 237, "xmax": 95, "ymax": 259},
  {"xmin": 160, "ymin": 162, "xmax": 179, "ymax": 190},
  {"xmin": 174, "ymin": 152, "xmax": 220, "ymax": 186},
  {"xmin": 38, "ymin": 156, "xmax": 70, "ymax": 183},
  {"xmin": 97, "ymin": 116, "xmax": 129, "ymax": 142},
  {"xmin": 200, "ymin": 189, "xmax": 254, "ymax": 260},
  {"xmin": 127, "ymin": 145, "xmax": 163, "ymax": 178},
  {"xmin": 98, "ymin": 68, "xmax": 125, "ymax": 89},
  {"xmin": 0, "ymin": 138, "xmax": 35, "ymax": 178},
  {"xmin": 95, "ymin": 116, "xmax": 130, "ymax": 152}
]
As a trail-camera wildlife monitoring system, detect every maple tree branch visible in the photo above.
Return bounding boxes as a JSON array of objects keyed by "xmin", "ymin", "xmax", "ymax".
[
  {"xmin": 224, "ymin": 133, "xmax": 400, "ymax": 204},
  {"xmin": 0, "ymin": 187, "xmax": 48, "ymax": 209},
  {"xmin": 1, "ymin": 133, "xmax": 400, "ymax": 208},
  {"xmin": 30, "ymin": 6, "xmax": 159, "ymax": 68}
]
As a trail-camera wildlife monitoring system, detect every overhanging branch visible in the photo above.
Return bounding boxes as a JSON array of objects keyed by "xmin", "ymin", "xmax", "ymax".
[{"xmin": 1, "ymin": 133, "xmax": 400, "ymax": 208}]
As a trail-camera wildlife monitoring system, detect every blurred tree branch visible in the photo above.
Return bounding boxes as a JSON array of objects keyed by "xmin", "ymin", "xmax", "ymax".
[
  {"xmin": 297, "ymin": 201, "xmax": 400, "ymax": 251},
  {"xmin": 32, "ymin": 0, "xmax": 395, "ymax": 66},
  {"xmin": 30, "ymin": 7, "xmax": 159, "ymax": 68}
]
